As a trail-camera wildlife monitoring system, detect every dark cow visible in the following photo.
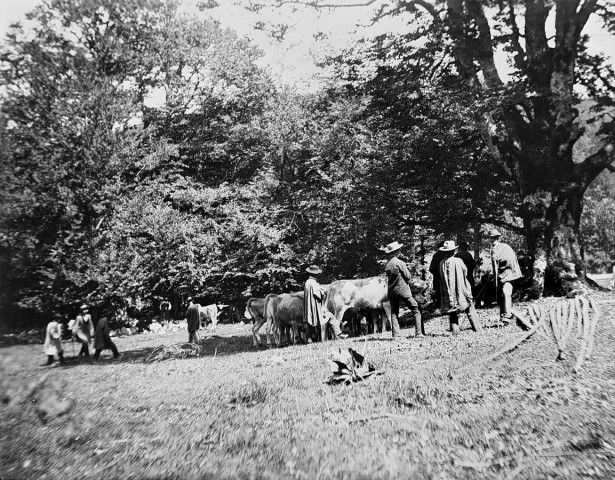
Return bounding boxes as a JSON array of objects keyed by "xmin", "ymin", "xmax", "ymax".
[
  {"xmin": 264, "ymin": 292, "xmax": 305, "ymax": 347},
  {"xmin": 245, "ymin": 297, "xmax": 267, "ymax": 347},
  {"xmin": 326, "ymin": 275, "xmax": 428, "ymax": 335}
]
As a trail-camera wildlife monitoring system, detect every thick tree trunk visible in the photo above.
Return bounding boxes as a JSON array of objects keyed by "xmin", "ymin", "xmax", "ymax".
[{"xmin": 522, "ymin": 189, "xmax": 588, "ymax": 298}]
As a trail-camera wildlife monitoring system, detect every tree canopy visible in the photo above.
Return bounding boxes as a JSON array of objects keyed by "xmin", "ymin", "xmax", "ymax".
[{"xmin": 1, "ymin": 0, "xmax": 614, "ymax": 326}]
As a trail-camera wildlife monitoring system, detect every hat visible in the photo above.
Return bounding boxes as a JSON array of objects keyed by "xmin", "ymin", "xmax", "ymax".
[
  {"xmin": 52, "ymin": 312, "xmax": 62, "ymax": 320},
  {"xmin": 439, "ymin": 240, "xmax": 458, "ymax": 251},
  {"xmin": 306, "ymin": 265, "xmax": 322, "ymax": 275},
  {"xmin": 80, "ymin": 304, "xmax": 89, "ymax": 311},
  {"xmin": 383, "ymin": 241, "xmax": 403, "ymax": 254},
  {"xmin": 186, "ymin": 296, "xmax": 193, "ymax": 302},
  {"xmin": 487, "ymin": 229, "xmax": 502, "ymax": 238},
  {"xmin": 101, "ymin": 308, "xmax": 113, "ymax": 318}
]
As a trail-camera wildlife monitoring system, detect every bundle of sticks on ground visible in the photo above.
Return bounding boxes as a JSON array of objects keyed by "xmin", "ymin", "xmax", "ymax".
[
  {"xmin": 145, "ymin": 343, "xmax": 203, "ymax": 362},
  {"xmin": 477, "ymin": 296, "xmax": 600, "ymax": 373}
]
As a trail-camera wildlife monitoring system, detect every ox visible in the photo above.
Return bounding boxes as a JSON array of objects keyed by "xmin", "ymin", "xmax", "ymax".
[
  {"xmin": 198, "ymin": 304, "xmax": 227, "ymax": 329},
  {"xmin": 264, "ymin": 292, "xmax": 305, "ymax": 347},
  {"xmin": 244, "ymin": 297, "xmax": 268, "ymax": 347},
  {"xmin": 326, "ymin": 276, "xmax": 427, "ymax": 334}
]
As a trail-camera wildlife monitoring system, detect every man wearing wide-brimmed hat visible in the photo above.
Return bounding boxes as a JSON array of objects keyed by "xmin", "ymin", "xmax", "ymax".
[
  {"xmin": 439, "ymin": 241, "xmax": 482, "ymax": 335},
  {"xmin": 93, "ymin": 308, "xmax": 120, "ymax": 360},
  {"xmin": 303, "ymin": 265, "xmax": 346, "ymax": 341},
  {"xmin": 488, "ymin": 229, "xmax": 521, "ymax": 323},
  {"xmin": 383, "ymin": 241, "xmax": 424, "ymax": 338},
  {"xmin": 43, "ymin": 313, "xmax": 65, "ymax": 366},
  {"xmin": 72, "ymin": 304, "xmax": 93, "ymax": 357}
]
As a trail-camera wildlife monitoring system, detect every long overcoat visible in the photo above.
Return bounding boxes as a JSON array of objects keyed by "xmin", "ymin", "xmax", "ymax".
[
  {"xmin": 94, "ymin": 315, "xmax": 113, "ymax": 350},
  {"xmin": 44, "ymin": 321, "xmax": 64, "ymax": 356},
  {"xmin": 73, "ymin": 314, "xmax": 93, "ymax": 343},
  {"xmin": 304, "ymin": 277, "xmax": 326, "ymax": 327},
  {"xmin": 439, "ymin": 256, "xmax": 474, "ymax": 313}
]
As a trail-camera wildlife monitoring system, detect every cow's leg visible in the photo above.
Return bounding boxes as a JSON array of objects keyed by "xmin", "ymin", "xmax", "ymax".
[
  {"xmin": 252, "ymin": 317, "xmax": 265, "ymax": 347},
  {"xmin": 291, "ymin": 322, "xmax": 300, "ymax": 345},
  {"xmin": 382, "ymin": 302, "xmax": 392, "ymax": 332},
  {"xmin": 369, "ymin": 310, "xmax": 380, "ymax": 333}
]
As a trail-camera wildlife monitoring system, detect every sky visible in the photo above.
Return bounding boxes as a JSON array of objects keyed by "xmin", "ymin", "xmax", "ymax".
[{"xmin": 1, "ymin": 0, "xmax": 613, "ymax": 91}]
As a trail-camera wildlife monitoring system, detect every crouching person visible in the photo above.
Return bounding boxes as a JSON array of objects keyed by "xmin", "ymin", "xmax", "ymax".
[
  {"xmin": 93, "ymin": 308, "xmax": 120, "ymax": 360},
  {"xmin": 439, "ymin": 241, "xmax": 482, "ymax": 335},
  {"xmin": 43, "ymin": 313, "xmax": 65, "ymax": 366}
]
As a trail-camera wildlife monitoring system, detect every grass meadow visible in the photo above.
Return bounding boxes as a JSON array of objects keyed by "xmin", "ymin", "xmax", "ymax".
[{"xmin": 1, "ymin": 293, "xmax": 615, "ymax": 480}]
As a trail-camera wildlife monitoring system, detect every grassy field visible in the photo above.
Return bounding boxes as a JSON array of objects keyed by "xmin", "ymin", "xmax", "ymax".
[{"xmin": 2, "ymin": 293, "xmax": 615, "ymax": 480}]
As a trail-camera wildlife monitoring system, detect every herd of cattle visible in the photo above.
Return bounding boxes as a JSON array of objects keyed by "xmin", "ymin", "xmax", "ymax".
[{"xmin": 243, "ymin": 275, "xmax": 428, "ymax": 347}]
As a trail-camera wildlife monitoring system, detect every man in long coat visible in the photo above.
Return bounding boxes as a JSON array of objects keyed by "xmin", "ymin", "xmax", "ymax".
[
  {"xmin": 488, "ymin": 229, "xmax": 522, "ymax": 322},
  {"xmin": 384, "ymin": 241, "xmax": 424, "ymax": 338},
  {"xmin": 184, "ymin": 297, "xmax": 201, "ymax": 343},
  {"xmin": 43, "ymin": 313, "xmax": 65, "ymax": 365},
  {"xmin": 428, "ymin": 241, "xmax": 446, "ymax": 307},
  {"xmin": 439, "ymin": 241, "xmax": 483, "ymax": 335},
  {"xmin": 455, "ymin": 241, "xmax": 476, "ymax": 288},
  {"xmin": 93, "ymin": 309, "xmax": 120, "ymax": 360},
  {"xmin": 303, "ymin": 265, "xmax": 346, "ymax": 341},
  {"xmin": 72, "ymin": 304, "xmax": 93, "ymax": 357}
]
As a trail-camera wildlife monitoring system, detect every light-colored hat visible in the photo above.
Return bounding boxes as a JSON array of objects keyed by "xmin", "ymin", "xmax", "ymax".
[
  {"xmin": 186, "ymin": 296, "xmax": 193, "ymax": 302},
  {"xmin": 487, "ymin": 229, "xmax": 502, "ymax": 237},
  {"xmin": 383, "ymin": 241, "xmax": 403, "ymax": 254},
  {"xmin": 306, "ymin": 265, "xmax": 322, "ymax": 275},
  {"xmin": 439, "ymin": 240, "xmax": 458, "ymax": 251},
  {"xmin": 80, "ymin": 304, "xmax": 88, "ymax": 311}
]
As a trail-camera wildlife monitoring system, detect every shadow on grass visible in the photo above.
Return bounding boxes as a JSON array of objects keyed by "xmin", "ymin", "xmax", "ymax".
[{"xmin": 45, "ymin": 333, "xmax": 264, "ymax": 368}]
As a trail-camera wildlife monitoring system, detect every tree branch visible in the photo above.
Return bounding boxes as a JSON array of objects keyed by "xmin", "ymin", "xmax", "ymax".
[
  {"xmin": 507, "ymin": 0, "xmax": 526, "ymax": 71},
  {"xmin": 576, "ymin": 0, "xmax": 599, "ymax": 34}
]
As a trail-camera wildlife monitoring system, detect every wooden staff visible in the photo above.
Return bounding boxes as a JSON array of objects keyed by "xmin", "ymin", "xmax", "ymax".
[
  {"xmin": 560, "ymin": 299, "xmax": 576, "ymax": 352},
  {"xmin": 574, "ymin": 296, "xmax": 592, "ymax": 374},
  {"xmin": 549, "ymin": 307, "xmax": 565, "ymax": 360},
  {"xmin": 585, "ymin": 297, "xmax": 600, "ymax": 360},
  {"xmin": 514, "ymin": 308, "xmax": 548, "ymax": 340}
]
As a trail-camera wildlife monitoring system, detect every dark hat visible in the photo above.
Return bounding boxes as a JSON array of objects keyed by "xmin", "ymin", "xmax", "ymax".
[
  {"xmin": 487, "ymin": 229, "xmax": 502, "ymax": 238},
  {"xmin": 439, "ymin": 240, "xmax": 458, "ymax": 252},
  {"xmin": 52, "ymin": 312, "xmax": 62, "ymax": 320},
  {"xmin": 306, "ymin": 265, "xmax": 322, "ymax": 275},
  {"xmin": 100, "ymin": 308, "xmax": 113, "ymax": 318},
  {"xmin": 383, "ymin": 241, "xmax": 403, "ymax": 254}
]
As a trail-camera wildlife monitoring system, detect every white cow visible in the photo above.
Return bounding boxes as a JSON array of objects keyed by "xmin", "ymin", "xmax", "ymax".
[{"xmin": 198, "ymin": 304, "xmax": 228, "ymax": 329}]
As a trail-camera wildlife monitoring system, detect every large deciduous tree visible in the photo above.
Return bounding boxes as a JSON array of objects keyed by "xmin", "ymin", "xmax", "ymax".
[
  {"xmin": 0, "ymin": 0, "xmax": 281, "ymax": 321},
  {"xmin": 284, "ymin": 0, "xmax": 615, "ymax": 295}
]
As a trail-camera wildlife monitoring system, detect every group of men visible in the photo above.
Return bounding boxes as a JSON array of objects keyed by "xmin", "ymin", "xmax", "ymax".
[
  {"xmin": 43, "ymin": 305, "xmax": 120, "ymax": 365},
  {"xmin": 296, "ymin": 228, "xmax": 522, "ymax": 341},
  {"xmin": 426, "ymin": 229, "xmax": 522, "ymax": 334}
]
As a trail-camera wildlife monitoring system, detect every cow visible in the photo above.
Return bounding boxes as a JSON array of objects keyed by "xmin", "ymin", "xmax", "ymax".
[
  {"xmin": 265, "ymin": 292, "xmax": 305, "ymax": 347},
  {"xmin": 244, "ymin": 297, "xmax": 268, "ymax": 347},
  {"xmin": 198, "ymin": 304, "xmax": 227, "ymax": 329},
  {"xmin": 325, "ymin": 275, "xmax": 427, "ymax": 335}
]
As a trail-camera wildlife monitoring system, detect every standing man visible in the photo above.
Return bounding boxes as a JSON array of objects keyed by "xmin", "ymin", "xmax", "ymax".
[
  {"xmin": 72, "ymin": 304, "xmax": 93, "ymax": 358},
  {"xmin": 304, "ymin": 265, "xmax": 346, "ymax": 341},
  {"xmin": 43, "ymin": 313, "xmax": 65, "ymax": 365},
  {"xmin": 93, "ymin": 308, "xmax": 120, "ymax": 360},
  {"xmin": 184, "ymin": 297, "xmax": 201, "ymax": 344},
  {"xmin": 455, "ymin": 241, "xmax": 476, "ymax": 288},
  {"xmin": 439, "ymin": 241, "xmax": 483, "ymax": 335},
  {"xmin": 428, "ymin": 241, "xmax": 446, "ymax": 308},
  {"xmin": 384, "ymin": 241, "xmax": 424, "ymax": 338},
  {"xmin": 488, "ymin": 229, "xmax": 522, "ymax": 323}
]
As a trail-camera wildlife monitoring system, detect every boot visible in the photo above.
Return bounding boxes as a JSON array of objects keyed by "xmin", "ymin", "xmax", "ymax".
[
  {"xmin": 467, "ymin": 305, "xmax": 483, "ymax": 332},
  {"xmin": 414, "ymin": 311, "xmax": 424, "ymax": 338},
  {"xmin": 449, "ymin": 314, "xmax": 460, "ymax": 335}
]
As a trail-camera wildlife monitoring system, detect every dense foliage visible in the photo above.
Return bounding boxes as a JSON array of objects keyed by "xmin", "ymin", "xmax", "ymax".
[{"xmin": 1, "ymin": 0, "xmax": 614, "ymax": 326}]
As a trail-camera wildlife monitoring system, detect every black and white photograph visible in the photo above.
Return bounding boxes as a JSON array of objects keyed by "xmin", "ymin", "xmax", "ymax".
[{"xmin": 1, "ymin": 0, "xmax": 614, "ymax": 478}]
